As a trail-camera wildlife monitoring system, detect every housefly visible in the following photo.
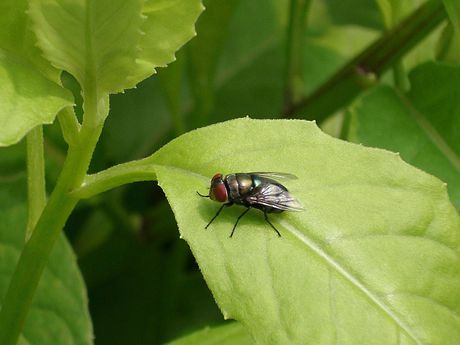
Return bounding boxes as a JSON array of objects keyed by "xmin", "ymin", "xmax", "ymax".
[{"xmin": 197, "ymin": 172, "xmax": 303, "ymax": 237}]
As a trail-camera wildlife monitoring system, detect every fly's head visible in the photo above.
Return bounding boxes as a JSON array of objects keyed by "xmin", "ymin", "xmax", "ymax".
[{"xmin": 209, "ymin": 173, "xmax": 228, "ymax": 203}]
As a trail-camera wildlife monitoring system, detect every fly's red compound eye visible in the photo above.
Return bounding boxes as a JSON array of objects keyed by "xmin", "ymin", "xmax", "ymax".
[
  {"xmin": 209, "ymin": 173, "xmax": 228, "ymax": 202},
  {"xmin": 210, "ymin": 183, "xmax": 228, "ymax": 202}
]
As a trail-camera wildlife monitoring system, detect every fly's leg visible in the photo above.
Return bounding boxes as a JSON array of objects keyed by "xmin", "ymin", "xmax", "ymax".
[
  {"xmin": 264, "ymin": 210, "xmax": 281, "ymax": 237},
  {"xmin": 205, "ymin": 204, "xmax": 228, "ymax": 229},
  {"xmin": 230, "ymin": 207, "xmax": 250, "ymax": 238}
]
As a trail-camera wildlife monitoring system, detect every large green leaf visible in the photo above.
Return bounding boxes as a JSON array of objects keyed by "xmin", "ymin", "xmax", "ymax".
[
  {"xmin": 0, "ymin": 0, "xmax": 60, "ymax": 81},
  {"xmin": 29, "ymin": 0, "xmax": 144, "ymax": 94},
  {"xmin": 167, "ymin": 322, "xmax": 253, "ymax": 345},
  {"xmin": 0, "ymin": 0, "xmax": 73, "ymax": 147},
  {"xmin": 29, "ymin": 0, "xmax": 203, "ymax": 96},
  {"xmin": 0, "ymin": 175, "xmax": 92, "ymax": 345},
  {"xmin": 0, "ymin": 52, "xmax": 73, "ymax": 146},
  {"xmin": 130, "ymin": 0, "xmax": 204, "ymax": 86},
  {"xmin": 347, "ymin": 62, "xmax": 460, "ymax": 210},
  {"xmin": 144, "ymin": 118, "xmax": 460, "ymax": 344}
]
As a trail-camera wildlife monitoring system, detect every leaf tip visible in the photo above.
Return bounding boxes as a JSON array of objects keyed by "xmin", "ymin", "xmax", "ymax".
[{"xmin": 222, "ymin": 311, "xmax": 231, "ymax": 320}]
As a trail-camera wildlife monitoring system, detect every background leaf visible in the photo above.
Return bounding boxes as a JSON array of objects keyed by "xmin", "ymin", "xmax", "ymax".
[
  {"xmin": 346, "ymin": 62, "xmax": 460, "ymax": 210},
  {"xmin": 0, "ymin": 175, "xmax": 92, "ymax": 345},
  {"xmin": 187, "ymin": 0, "xmax": 241, "ymax": 125},
  {"xmin": 443, "ymin": 0, "xmax": 460, "ymax": 42},
  {"xmin": 145, "ymin": 118, "xmax": 460, "ymax": 344},
  {"xmin": 324, "ymin": 0, "xmax": 382, "ymax": 29}
]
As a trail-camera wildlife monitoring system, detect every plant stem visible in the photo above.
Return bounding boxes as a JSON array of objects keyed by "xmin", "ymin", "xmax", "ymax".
[
  {"xmin": 384, "ymin": 2, "xmax": 409, "ymax": 92},
  {"xmin": 283, "ymin": 0, "xmax": 446, "ymax": 121},
  {"xmin": 0, "ymin": 111, "xmax": 103, "ymax": 345},
  {"xmin": 284, "ymin": 0, "xmax": 311, "ymax": 112},
  {"xmin": 58, "ymin": 107, "xmax": 81, "ymax": 146},
  {"xmin": 72, "ymin": 157, "xmax": 157, "ymax": 199},
  {"xmin": 25, "ymin": 126, "xmax": 47, "ymax": 241}
]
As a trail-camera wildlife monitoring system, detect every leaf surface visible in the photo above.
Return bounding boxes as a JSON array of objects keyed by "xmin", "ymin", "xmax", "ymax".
[
  {"xmin": 128, "ymin": 0, "xmax": 204, "ymax": 87},
  {"xmin": 0, "ymin": 0, "xmax": 73, "ymax": 146},
  {"xmin": 29, "ymin": 0, "xmax": 203, "ymax": 95},
  {"xmin": 166, "ymin": 322, "xmax": 253, "ymax": 345},
  {"xmin": 29, "ymin": 0, "xmax": 144, "ymax": 94},
  {"xmin": 0, "ymin": 52, "xmax": 73, "ymax": 146},
  {"xmin": 146, "ymin": 118, "xmax": 460, "ymax": 344},
  {"xmin": 0, "ymin": 175, "xmax": 93, "ymax": 345},
  {"xmin": 443, "ymin": 0, "xmax": 460, "ymax": 41},
  {"xmin": 347, "ymin": 62, "xmax": 460, "ymax": 209},
  {"xmin": 0, "ymin": 0, "xmax": 60, "ymax": 81}
]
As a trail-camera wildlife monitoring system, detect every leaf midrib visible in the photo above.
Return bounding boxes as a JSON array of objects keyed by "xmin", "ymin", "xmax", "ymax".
[{"xmin": 279, "ymin": 219, "xmax": 423, "ymax": 345}]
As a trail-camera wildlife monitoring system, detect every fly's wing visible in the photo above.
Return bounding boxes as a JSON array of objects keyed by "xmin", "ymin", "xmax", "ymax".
[
  {"xmin": 246, "ymin": 183, "xmax": 304, "ymax": 211},
  {"xmin": 248, "ymin": 172, "xmax": 298, "ymax": 180}
]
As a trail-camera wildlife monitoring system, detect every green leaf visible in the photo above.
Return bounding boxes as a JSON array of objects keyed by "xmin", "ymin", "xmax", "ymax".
[
  {"xmin": 29, "ymin": 0, "xmax": 203, "ymax": 97},
  {"xmin": 0, "ymin": 175, "xmax": 92, "ymax": 345},
  {"xmin": 347, "ymin": 62, "xmax": 460, "ymax": 209},
  {"xmin": 145, "ymin": 118, "xmax": 460, "ymax": 344},
  {"xmin": 166, "ymin": 323, "xmax": 253, "ymax": 345},
  {"xmin": 0, "ymin": 51, "xmax": 73, "ymax": 146},
  {"xmin": 100, "ymin": 75, "xmax": 171, "ymax": 164},
  {"xmin": 0, "ymin": 0, "xmax": 73, "ymax": 147},
  {"xmin": 128, "ymin": 0, "xmax": 204, "ymax": 87},
  {"xmin": 376, "ymin": 0, "xmax": 421, "ymax": 28},
  {"xmin": 436, "ymin": 23, "xmax": 460, "ymax": 63},
  {"xmin": 29, "ymin": 0, "xmax": 144, "ymax": 94},
  {"xmin": 443, "ymin": 0, "xmax": 460, "ymax": 42},
  {"xmin": 0, "ymin": 0, "xmax": 60, "ymax": 81},
  {"xmin": 212, "ymin": 0, "xmax": 288, "ymax": 118},
  {"xmin": 187, "ymin": 0, "xmax": 241, "ymax": 123},
  {"xmin": 325, "ymin": 0, "xmax": 383, "ymax": 29}
]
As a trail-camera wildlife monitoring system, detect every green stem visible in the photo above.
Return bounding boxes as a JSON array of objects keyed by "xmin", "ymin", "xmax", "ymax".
[
  {"xmin": 0, "ymin": 110, "xmax": 103, "ymax": 345},
  {"xmin": 58, "ymin": 107, "xmax": 81, "ymax": 146},
  {"xmin": 284, "ymin": 0, "xmax": 446, "ymax": 121},
  {"xmin": 384, "ymin": 2, "xmax": 409, "ymax": 92},
  {"xmin": 72, "ymin": 157, "xmax": 157, "ymax": 199},
  {"xmin": 25, "ymin": 126, "xmax": 47, "ymax": 241},
  {"xmin": 284, "ymin": 0, "xmax": 311, "ymax": 111}
]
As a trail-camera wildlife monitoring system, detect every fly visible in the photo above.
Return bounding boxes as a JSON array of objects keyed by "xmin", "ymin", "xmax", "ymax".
[{"xmin": 197, "ymin": 172, "xmax": 303, "ymax": 237}]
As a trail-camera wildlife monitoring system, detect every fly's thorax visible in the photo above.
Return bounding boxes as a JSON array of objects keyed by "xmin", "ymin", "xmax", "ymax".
[{"xmin": 225, "ymin": 173, "xmax": 254, "ymax": 200}]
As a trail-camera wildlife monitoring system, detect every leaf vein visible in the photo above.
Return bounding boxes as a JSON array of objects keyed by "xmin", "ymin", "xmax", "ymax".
[{"xmin": 279, "ymin": 220, "xmax": 424, "ymax": 345}]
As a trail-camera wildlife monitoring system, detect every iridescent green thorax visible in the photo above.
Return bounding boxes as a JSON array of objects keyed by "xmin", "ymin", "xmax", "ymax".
[
  {"xmin": 225, "ymin": 173, "xmax": 254, "ymax": 200},
  {"xmin": 251, "ymin": 175, "xmax": 262, "ymax": 187}
]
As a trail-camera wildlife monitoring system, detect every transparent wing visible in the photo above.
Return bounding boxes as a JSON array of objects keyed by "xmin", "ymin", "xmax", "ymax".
[
  {"xmin": 249, "ymin": 172, "xmax": 298, "ymax": 180},
  {"xmin": 246, "ymin": 183, "xmax": 304, "ymax": 211}
]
